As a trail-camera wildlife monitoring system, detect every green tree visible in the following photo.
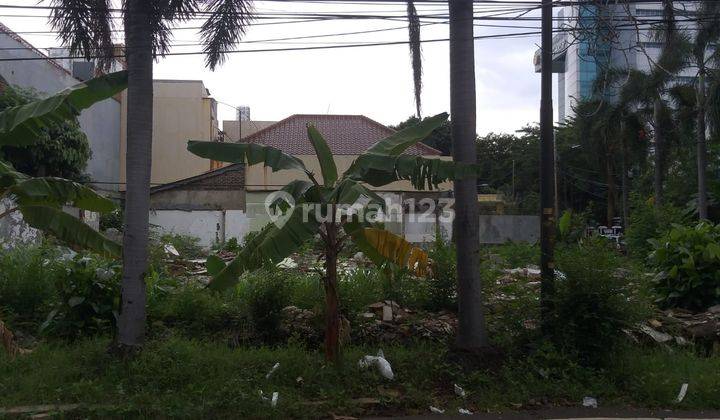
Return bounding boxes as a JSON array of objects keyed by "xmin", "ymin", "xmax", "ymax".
[
  {"xmin": 617, "ymin": 0, "xmax": 690, "ymax": 208},
  {"xmin": 188, "ymin": 114, "xmax": 481, "ymax": 361},
  {"xmin": 0, "ymin": 86, "xmax": 90, "ymax": 180},
  {"xmin": 475, "ymin": 130, "xmax": 540, "ymax": 213},
  {"xmin": 49, "ymin": 0, "xmax": 255, "ymax": 354},
  {"xmin": 683, "ymin": 0, "xmax": 720, "ymax": 219},
  {"xmin": 392, "ymin": 116, "xmax": 453, "ymax": 155}
]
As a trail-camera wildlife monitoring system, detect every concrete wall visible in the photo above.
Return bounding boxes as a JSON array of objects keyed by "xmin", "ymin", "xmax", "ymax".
[
  {"xmin": 149, "ymin": 209, "xmax": 251, "ymax": 248},
  {"xmin": 477, "ymin": 215, "xmax": 540, "ymax": 244},
  {"xmin": 223, "ymin": 120, "xmax": 277, "ymax": 140},
  {"xmin": 120, "ymin": 80, "xmax": 219, "ymax": 187},
  {"xmin": 0, "ymin": 198, "xmax": 100, "ymax": 249},
  {"xmin": 150, "ymin": 189, "xmax": 245, "ymax": 211},
  {"xmin": 0, "ymin": 30, "xmax": 122, "ymax": 191},
  {"xmin": 0, "ymin": 198, "xmax": 39, "ymax": 249}
]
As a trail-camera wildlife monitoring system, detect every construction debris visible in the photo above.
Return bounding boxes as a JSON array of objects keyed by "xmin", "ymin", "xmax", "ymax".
[
  {"xmin": 582, "ymin": 396, "xmax": 598, "ymax": 408},
  {"xmin": 639, "ymin": 324, "xmax": 673, "ymax": 343},
  {"xmin": 277, "ymin": 257, "xmax": 298, "ymax": 269}
]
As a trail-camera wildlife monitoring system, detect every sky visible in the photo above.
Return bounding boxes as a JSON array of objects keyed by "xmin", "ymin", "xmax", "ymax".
[{"xmin": 2, "ymin": 0, "xmax": 552, "ymax": 135}]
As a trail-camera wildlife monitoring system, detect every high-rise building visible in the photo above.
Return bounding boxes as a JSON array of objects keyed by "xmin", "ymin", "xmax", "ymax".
[{"xmin": 534, "ymin": 2, "xmax": 699, "ymax": 122}]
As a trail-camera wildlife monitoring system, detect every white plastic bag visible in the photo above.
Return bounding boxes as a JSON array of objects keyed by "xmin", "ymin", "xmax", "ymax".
[
  {"xmin": 358, "ymin": 349, "xmax": 394, "ymax": 380},
  {"xmin": 266, "ymin": 362, "xmax": 280, "ymax": 379}
]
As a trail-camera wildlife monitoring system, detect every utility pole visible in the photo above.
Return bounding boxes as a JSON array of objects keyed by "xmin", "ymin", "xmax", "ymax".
[{"xmin": 539, "ymin": 0, "xmax": 556, "ymax": 332}]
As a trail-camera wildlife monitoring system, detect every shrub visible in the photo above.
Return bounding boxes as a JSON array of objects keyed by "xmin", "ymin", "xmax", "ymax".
[
  {"xmin": 648, "ymin": 222, "xmax": 720, "ymax": 311},
  {"xmin": 99, "ymin": 209, "xmax": 123, "ymax": 232},
  {"xmin": 551, "ymin": 239, "xmax": 649, "ymax": 366},
  {"xmin": 626, "ymin": 196, "xmax": 688, "ymax": 259},
  {"xmin": 41, "ymin": 254, "xmax": 120, "ymax": 338},
  {"xmin": 0, "ymin": 245, "xmax": 59, "ymax": 326},
  {"xmin": 149, "ymin": 283, "xmax": 246, "ymax": 337},
  {"xmin": 426, "ymin": 237, "xmax": 457, "ymax": 311},
  {"xmin": 238, "ymin": 269, "xmax": 291, "ymax": 343},
  {"xmin": 158, "ymin": 233, "xmax": 205, "ymax": 259},
  {"xmin": 492, "ymin": 242, "xmax": 539, "ymax": 268}
]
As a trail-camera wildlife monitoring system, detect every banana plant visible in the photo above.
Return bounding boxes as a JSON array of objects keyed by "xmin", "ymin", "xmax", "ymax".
[
  {"xmin": 0, "ymin": 71, "xmax": 127, "ymax": 258},
  {"xmin": 0, "ymin": 71, "xmax": 126, "ymax": 357},
  {"xmin": 188, "ymin": 112, "xmax": 481, "ymax": 361}
]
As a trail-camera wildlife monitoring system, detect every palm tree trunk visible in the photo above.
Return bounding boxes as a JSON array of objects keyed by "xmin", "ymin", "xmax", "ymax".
[
  {"xmin": 621, "ymin": 133, "xmax": 630, "ymax": 229},
  {"xmin": 449, "ymin": 0, "xmax": 488, "ymax": 350},
  {"xmin": 606, "ymin": 155, "xmax": 616, "ymax": 225},
  {"xmin": 652, "ymin": 98, "xmax": 665, "ymax": 209},
  {"xmin": 323, "ymin": 223, "xmax": 340, "ymax": 362},
  {"xmin": 117, "ymin": 0, "xmax": 153, "ymax": 353},
  {"xmin": 697, "ymin": 70, "xmax": 709, "ymax": 220}
]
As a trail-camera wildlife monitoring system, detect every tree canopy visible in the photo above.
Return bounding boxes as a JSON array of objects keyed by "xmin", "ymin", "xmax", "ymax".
[{"xmin": 0, "ymin": 85, "xmax": 91, "ymax": 181}]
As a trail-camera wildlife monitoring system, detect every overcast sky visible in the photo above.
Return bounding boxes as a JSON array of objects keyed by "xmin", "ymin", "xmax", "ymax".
[{"xmin": 3, "ymin": 0, "xmax": 552, "ymax": 135}]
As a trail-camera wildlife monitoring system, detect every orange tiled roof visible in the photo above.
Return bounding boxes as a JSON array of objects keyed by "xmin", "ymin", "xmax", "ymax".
[{"xmin": 242, "ymin": 114, "xmax": 441, "ymax": 156}]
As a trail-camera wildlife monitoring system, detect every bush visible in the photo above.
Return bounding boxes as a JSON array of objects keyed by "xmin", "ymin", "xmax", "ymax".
[
  {"xmin": 149, "ymin": 283, "xmax": 246, "ymax": 337},
  {"xmin": 0, "ymin": 245, "xmax": 59, "ymax": 326},
  {"xmin": 158, "ymin": 233, "xmax": 205, "ymax": 259},
  {"xmin": 649, "ymin": 222, "xmax": 720, "ymax": 311},
  {"xmin": 99, "ymin": 209, "xmax": 123, "ymax": 232},
  {"xmin": 41, "ymin": 254, "xmax": 120, "ymax": 338},
  {"xmin": 626, "ymin": 196, "xmax": 688, "ymax": 259},
  {"xmin": 238, "ymin": 269, "xmax": 291, "ymax": 343},
  {"xmin": 551, "ymin": 239, "xmax": 649, "ymax": 366},
  {"xmin": 426, "ymin": 237, "xmax": 457, "ymax": 311},
  {"xmin": 491, "ymin": 242, "xmax": 539, "ymax": 268}
]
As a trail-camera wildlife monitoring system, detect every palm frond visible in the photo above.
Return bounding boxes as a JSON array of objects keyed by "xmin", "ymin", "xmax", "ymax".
[
  {"xmin": 407, "ymin": 0, "xmax": 422, "ymax": 118},
  {"xmin": 49, "ymin": 0, "xmax": 115, "ymax": 71},
  {"xmin": 200, "ymin": 0, "xmax": 255, "ymax": 70}
]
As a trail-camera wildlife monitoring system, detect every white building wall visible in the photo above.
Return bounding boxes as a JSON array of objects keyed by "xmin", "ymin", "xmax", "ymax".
[
  {"xmin": 0, "ymin": 29, "xmax": 122, "ymax": 191},
  {"xmin": 149, "ymin": 210, "xmax": 252, "ymax": 248}
]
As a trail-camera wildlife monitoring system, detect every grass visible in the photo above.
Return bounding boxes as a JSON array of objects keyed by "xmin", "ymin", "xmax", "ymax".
[
  {"xmin": 2, "ymin": 240, "xmax": 719, "ymax": 417},
  {"xmin": 1, "ymin": 338, "xmax": 719, "ymax": 418}
]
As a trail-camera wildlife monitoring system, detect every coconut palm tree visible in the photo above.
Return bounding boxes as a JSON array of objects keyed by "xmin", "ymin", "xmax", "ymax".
[
  {"xmin": 615, "ymin": 1, "xmax": 690, "ymax": 209},
  {"xmin": 188, "ymin": 113, "xmax": 481, "ymax": 361},
  {"xmin": 683, "ymin": 0, "xmax": 720, "ymax": 219},
  {"xmin": 449, "ymin": 0, "xmax": 488, "ymax": 350},
  {"xmin": 49, "ymin": 0, "xmax": 255, "ymax": 354}
]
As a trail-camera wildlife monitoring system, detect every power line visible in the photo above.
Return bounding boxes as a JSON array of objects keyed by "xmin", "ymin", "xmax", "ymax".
[{"xmin": 0, "ymin": 14, "xmax": 711, "ymax": 58}]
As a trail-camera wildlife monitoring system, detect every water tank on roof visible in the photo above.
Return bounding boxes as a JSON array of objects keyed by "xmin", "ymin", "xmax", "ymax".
[{"xmin": 72, "ymin": 61, "xmax": 95, "ymax": 81}]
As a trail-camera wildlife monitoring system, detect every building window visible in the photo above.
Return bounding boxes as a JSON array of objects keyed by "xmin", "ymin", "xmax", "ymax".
[
  {"xmin": 640, "ymin": 41, "xmax": 664, "ymax": 49},
  {"xmin": 636, "ymin": 8, "xmax": 663, "ymax": 16}
]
